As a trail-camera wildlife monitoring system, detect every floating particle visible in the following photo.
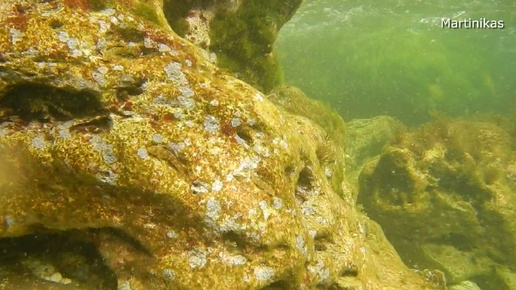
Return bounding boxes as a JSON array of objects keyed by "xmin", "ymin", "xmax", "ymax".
[{"xmin": 254, "ymin": 266, "xmax": 274, "ymax": 281}]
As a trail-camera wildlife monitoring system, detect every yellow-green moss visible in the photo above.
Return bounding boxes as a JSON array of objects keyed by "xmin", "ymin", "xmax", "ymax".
[{"xmin": 89, "ymin": 0, "xmax": 116, "ymax": 10}]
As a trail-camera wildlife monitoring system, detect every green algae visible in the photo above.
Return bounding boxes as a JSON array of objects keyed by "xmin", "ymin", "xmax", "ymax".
[
  {"xmin": 89, "ymin": 0, "xmax": 116, "ymax": 10},
  {"xmin": 132, "ymin": 2, "xmax": 161, "ymax": 26},
  {"xmin": 163, "ymin": 0, "xmax": 300, "ymax": 92}
]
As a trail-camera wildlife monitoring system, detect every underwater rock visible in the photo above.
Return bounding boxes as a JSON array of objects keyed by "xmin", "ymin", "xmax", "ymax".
[
  {"xmin": 0, "ymin": 1, "xmax": 440, "ymax": 289},
  {"xmin": 358, "ymin": 116, "xmax": 516, "ymax": 287},
  {"xmin": 269, "ymin": 85, "xmax": 347, "ymax": 198},
  {"xmin": 163, "ymin": 0, "xmax": 301, "ymax": 92},
  {"xmin": 345, "ymin": 116, "xmax": 403, "ymax": 191}
]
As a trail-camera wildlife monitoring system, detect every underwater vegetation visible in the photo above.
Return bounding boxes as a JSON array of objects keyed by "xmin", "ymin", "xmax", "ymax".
[
  {"xmin": 164, "ymin": 0, "xmax": 302, "ymax": 92},
  {"xmin": 358, "ymin": 113, "xmax": 516, "ymax": 288},
  {"xmin": 1, "ymin": 1, "xmax": 446, "ymax": 288}
]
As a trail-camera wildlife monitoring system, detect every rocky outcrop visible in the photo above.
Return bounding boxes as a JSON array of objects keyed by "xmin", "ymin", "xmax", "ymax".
[
  {"xmin": 163, "ymin": 0, "xmax": 301, "ymax": 92},
  {"xmin": 358, "ymin": 116, "xmax": 516, "ymax": 288},
  {"xmin": 0, "ymin": 0, "xmax": 441, "ymax": 289},
  {"xmin": 345, "ymin": 116, "xmax": 403, "ymax": 191}
]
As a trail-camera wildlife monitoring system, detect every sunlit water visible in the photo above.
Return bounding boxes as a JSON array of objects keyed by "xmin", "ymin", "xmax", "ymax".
[{"xmin": 276, "ymin": 0, "xmax": 515, "ymax": 125}]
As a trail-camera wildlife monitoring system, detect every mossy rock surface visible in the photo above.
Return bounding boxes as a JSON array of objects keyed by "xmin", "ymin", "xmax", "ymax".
[
  {"xmin": 358, "ymin": 115, "xmax": 516, "ymax": 287},
  {"xmin": 163, "ymin": 0, "xmax": 301, "ymax": 92},
  {"xmin": 0, "ymin": 1, "xmax": 440, "ymax": 289}
]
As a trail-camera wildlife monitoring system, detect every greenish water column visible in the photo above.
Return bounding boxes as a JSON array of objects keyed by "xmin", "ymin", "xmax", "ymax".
[{"xmin": 276, "ymin": 0, "xmax": 515, "ymax": 125}]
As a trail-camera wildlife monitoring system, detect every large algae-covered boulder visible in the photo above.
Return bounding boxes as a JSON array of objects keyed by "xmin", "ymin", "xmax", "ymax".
[
  {"xmin": 162, "ymin": 0, "xmax": 301, "ymax": 92},
  {"xmin": 0, "ymin": 1, "xmax": 441, "ymax": 289},
  {"xmin": 358, "ymin": 116, "xmax": 516, "ymax": 288}
]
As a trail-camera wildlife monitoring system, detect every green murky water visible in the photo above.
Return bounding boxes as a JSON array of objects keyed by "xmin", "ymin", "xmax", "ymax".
[{"xmin": 276, "ymin": 0, "xmax": 515, "ymax": 125}]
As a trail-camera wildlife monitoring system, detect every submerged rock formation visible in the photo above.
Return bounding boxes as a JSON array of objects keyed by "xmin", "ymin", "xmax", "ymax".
[
  {"xmin": 358, "ymin": 116, "xmax": 516, "ymax": 289},
  {"xmin": 0, "ymin": 0, "xmax": 441, "ymax": 289},
  {"xmin": 163, "ymin": 0, "xmax": 301, "ymax": 92}
]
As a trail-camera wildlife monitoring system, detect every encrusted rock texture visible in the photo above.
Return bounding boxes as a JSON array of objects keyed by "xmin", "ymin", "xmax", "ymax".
[
  {"xmin": 358, "ymin": 115, "xmax": 516, "ymax": 288},
  {"xmin": 0, "ymin": 0, "xmax": 441, "ymax": 289}
]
